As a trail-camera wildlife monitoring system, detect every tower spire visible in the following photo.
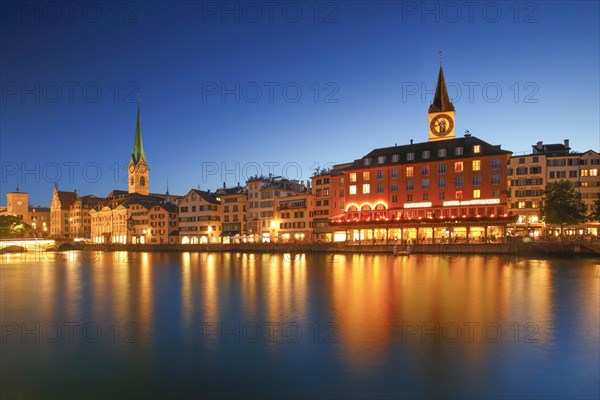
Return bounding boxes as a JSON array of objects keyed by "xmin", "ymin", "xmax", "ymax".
[
  {"xmin": 132, "ymin": 97, "xmax": 146, "ymax": 165},
  {"xmin": 428, "ymin": 53, "xmax": 455, "ymax": 113}
]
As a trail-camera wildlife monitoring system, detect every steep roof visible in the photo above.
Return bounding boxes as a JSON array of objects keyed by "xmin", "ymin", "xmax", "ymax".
[
  {"xmin": 187, "ymin": 189, "xmax": 221, "ymax": 205},
  {"xmin": 131, "ymin": 102, "xmax": 147, "ymax": 166},
  {"xmin": 428, "ymin": 63, "xmax": 455, "ymax": 113},
  {"xmin": 56, "ymin": 191, "xmax": 77, "ymax": 209}
]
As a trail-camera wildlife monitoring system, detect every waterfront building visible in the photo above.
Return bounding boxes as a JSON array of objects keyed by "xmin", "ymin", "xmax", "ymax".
[
  {"xmin": 147, "ymin": 202, "xmax": 179, "ymax": 244},
  {"xmin": 246, "ymin": 176, "xmax": 309, "ymax": 241},
  {"xmin": 311, "ymin": 164, "xmax": 351, "ymax": 242},
  {"xmin": 215, "ymin": 184, "xmax": 248, "ymax": 243},
  {"xmin": 50, "ymin": 186, "xmax": 103, "ymax": 238},
  {"xmin": 329, "ymin": 61, "xmax": 514, "ymax": 243},
  {"xmin": 2, "ymin": 188, "xmax": 50, "ymax": 237},
  {"xmin": 275, "ymin": 192, "xmax": 315, "ymax": 241},
  {"xmin": 178, "ymin": 189, "xmax": 222, "ymax": 244},
  {"xmin": 508, "ymin": 141, "xmax": 600, "ymax": 236}
]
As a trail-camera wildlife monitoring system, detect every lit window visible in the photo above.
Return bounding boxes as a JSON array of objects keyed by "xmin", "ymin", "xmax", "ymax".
[
  {"xmin": 349, "ymin": 173, "xmax": 357, "ymax": 182},
  {"xmin": 349, "ymin": 185, "xmax": 356, "ymax": 195},
  {"xmin": 363, "ymin": 171, "xmax": 370, "ymax": 180},
  {"xmin": 518, "ymin": 202, "xmax": 526, "ymax": 209},
  {"xmin": 406, "ymin": 166, "xmax": 414, "ymax": 177},
  {"xmin": 591, "ymin": 169, "xmax": 598, "ymax": 176},
  {"xmin": 472, "ymin": 160, "xmax": 481, "ymax": 171},
  {"xmin": 580, "ymin": 170, "xmax": 588, "ymax": 177},
  {"xmin": 473, "ymin": 189, "xmax": 481, "ymax": 198},
  {"xmin": 362, "ymin": 184, "xmax": 370, "ymax": 194},
  {"xmin": 473, "ymin": 145, "xmax": 480, "ymax": 154},
  {"xmin": 455, "ymin": 162, "xmax": 463, "ymax": 173}
]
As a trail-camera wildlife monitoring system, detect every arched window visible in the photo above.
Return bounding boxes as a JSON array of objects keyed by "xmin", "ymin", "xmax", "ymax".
[
  {"xmin": 361, "ymin": 204, "xmax": 372, "ymax": 220},
  {"xmin": 347, "ymin": 205, "xmax": 358, "ymax": 212},
  {"xmin": 140, "ymin": 177, "xmax": 145, "ymax": 187}
]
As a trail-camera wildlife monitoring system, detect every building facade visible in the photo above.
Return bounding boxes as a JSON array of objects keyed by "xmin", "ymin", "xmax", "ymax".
[
  {"xmin": 178, "ymin": 189, "xmax": 222, "ymax": 244},
  {"xmin": 329, "ymin": 61, "xmax": 513, "ymax": 243}
]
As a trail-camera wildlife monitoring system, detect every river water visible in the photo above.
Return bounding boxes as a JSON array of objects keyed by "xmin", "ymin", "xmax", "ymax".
[{"xmin": 1, "ymin": 252, "xmax": 598, "ymax": 399}]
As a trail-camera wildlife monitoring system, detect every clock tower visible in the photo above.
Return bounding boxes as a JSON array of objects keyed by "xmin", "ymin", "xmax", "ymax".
[
  {"xmin": 128, "ymin": 101, "xmax": 150, "ymax": 195},
  {"xmin": 428, "ymin": 57, "xmax": 456, "ymax": 142},
  {"xmin": 6, "ymin": 186, "xmax": 29, "ymax": 220}
]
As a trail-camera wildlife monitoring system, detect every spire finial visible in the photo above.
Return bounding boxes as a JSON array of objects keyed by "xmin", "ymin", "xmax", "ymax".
[{"xmin": 438, "ymin": 50, "xmax": 442, "ymax": 65}]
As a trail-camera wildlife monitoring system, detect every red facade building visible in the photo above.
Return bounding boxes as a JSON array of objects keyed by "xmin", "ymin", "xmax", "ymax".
[{"xmin": 330, "ymin": 62, "xmax": 514, "ymax": 243}]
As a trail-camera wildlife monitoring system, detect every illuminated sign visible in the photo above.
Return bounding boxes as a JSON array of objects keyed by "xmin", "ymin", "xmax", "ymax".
[
  {"xmin": 442, "ymin": 198, "xmax": 500, "ymax": 207},
  {"xmin": 403, "ymin": 202, "xmax": 432, "ymax": 208}
]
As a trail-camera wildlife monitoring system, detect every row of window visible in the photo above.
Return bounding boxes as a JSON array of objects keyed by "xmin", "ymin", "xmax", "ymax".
[
  {"xmin": 350, "ymin": 160, "xmax": 501, "ymax": 182},
  {"xmin": 349, "ymin": 175, "xmax": 498, "ymax": 195},
  {"xmin": 364, "ymin": 145, "xmax": 482, "ymax": 166}
]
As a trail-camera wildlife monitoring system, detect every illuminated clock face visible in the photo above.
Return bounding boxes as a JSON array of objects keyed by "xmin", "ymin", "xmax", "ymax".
[
  {"xmin": 16, "ymin": 200, "xmax": 23, "ymax": 206},
  {"xmin": 128, "ymin": 164, "xmax": 136, "ymax": 173},
  {"xmin": 139, "ymin": 163, "xmax": 148, "ymax": 173},
  {"xmin": 430, "ymin": 114, "xmax": 454, "ymax": 137}
]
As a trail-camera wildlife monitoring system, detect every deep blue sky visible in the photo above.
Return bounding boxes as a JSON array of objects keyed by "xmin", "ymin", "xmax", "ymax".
[{"xmin": 1, "ymin": 1, "xmax": 599, "ymax": 205}]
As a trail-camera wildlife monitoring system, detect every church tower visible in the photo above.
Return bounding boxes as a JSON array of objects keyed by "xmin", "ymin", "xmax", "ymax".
[
  {"xmin": 128, "ymin": 101, "xmax": 149, "ymax": 195},
  {"xmin": 6, "ymin": 186, "xmax": 29, "ymax": 220},
  {"xmin": 428, "ymin": 55, "xmax": 456, "ymax": 142}
]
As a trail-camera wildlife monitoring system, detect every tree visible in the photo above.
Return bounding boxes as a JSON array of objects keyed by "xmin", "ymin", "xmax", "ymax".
[
  {"xmin": 589, "ymin": 199, "xmax": 600, "ymax": 222},
  {"xmin": 540, "ymin": 180, "xmax": 586, "ymax": 236},
  {"xmin": 0, "ymin": 215, "xmax": 30, "ymax": 238}
]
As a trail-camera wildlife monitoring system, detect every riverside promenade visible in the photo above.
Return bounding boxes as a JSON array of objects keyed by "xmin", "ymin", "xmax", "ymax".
[{"xmin": 2, "ymin": 238, "xmax": 599, "ymax": 257}]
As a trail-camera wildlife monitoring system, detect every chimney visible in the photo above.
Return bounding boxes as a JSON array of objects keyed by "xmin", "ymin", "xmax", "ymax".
[
  {"xmin": 237, "ymin": 182, "xmax": 240, "ymax": 188},
  {"xmin": 564, "ymin": 139, "xmax": 570, "ymax": 149},
  {"xmin": 410, "ymin": 139, "xmax": 413, "ymax": 145},
  {"xmin": 223, "ymin": 182, "xmax": 226, "ymax": 189}
]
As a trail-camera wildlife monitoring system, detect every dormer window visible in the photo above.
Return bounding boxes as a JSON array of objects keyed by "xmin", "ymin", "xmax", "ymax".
[
  {"xmin": 473, "ymin": 145, "xmax": 481, "ymax": 154},
  {"xmin": 377, "ymin": 155, "xmax": 386, "ymax": 164},
  {"xmin": 364, "ymin": 157, "xmax": 372, "ymax": 166},
  {"xmin": 455, "ymin": 147, "xmax": 464, "ymax": 156},
  {"xmin": 438, "ymin": 148, "xmax": 447, "ymax": 157},
  {"xmin": 392, "ymin": 154, "xmax": 400, "ymax": 162},
  {"xmin": 422, "ymin": 150, "xmax": 430, "ymax": 159},
  {"xmin": 407, "ymin": 152, "xmax": 415, "ymax": 161}
]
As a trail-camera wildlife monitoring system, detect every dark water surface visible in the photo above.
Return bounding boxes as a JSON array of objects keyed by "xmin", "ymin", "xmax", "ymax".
[{"xmin": 1, "ymin": 252, "xmax": 598, "ymax": 399}]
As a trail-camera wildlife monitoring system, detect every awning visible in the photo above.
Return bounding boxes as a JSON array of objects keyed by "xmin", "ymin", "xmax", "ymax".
[{"xmin": 220, "ymin": 231, "xmax": 241, "ymax": 237}]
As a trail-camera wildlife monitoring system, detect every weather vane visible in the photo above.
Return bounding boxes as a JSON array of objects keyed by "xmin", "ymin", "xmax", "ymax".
[{"xmin": 439, "ymin": 50, "xmax": 443, "ymax": 64}]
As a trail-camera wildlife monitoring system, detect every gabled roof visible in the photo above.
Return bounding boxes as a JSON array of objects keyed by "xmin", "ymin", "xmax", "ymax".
[
  {"xmin": 344, "ymin": 136, "xmax": 511, "ymax": 171},
  {"xmin": 181, "ymin": 189, "xmax": 221, "ymax": 205},
  {"xmin": 56, "ymin": 191, "xmax": 77, "ymax": 209}
]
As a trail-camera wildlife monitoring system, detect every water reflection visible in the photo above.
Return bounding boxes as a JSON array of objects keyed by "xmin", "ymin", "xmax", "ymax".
[{"xmin": 0, "ymin": 252, "xmax": 598, "ymax": 399}]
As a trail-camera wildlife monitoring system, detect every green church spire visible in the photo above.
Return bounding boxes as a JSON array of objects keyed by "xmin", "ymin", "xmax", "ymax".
[{"xmin": 132, "ymin": 99, "xmax": 146, "ymax": 165}]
